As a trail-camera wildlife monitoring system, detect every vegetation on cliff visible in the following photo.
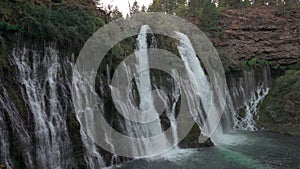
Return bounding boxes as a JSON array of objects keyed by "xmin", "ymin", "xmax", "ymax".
[
  {"xmin": 0, "ymin": 0, "xmax": 106, "ymax": 52},
  {"xmin": 259, "ymin": 70, "xmax": 300, "ymax": 136},
  {"xmin": 0, "ymin": 1, "xmax": 108, "ymax": 168}
]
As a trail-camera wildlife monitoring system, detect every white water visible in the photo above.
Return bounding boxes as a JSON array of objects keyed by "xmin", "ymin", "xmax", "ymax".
[
  {"xmin": 72, "ymin": 67, "xmax": 106, "ymax": 168},
  {"xmin": 113, "ymin": 25, "xmax": 172, "ymax": 156},
  {"xmin": 166, "ymin": 71, "xmax": 181, "ymax": 146},
  {"xmin": 0, "ymin": 88, "xmax": 34, "ymax": 169},
  {"xmin": 135, "ymin": 25, "xmax": 154, "ymax": 112},
  {"xmin": 0, "ymin": 90, "xmax": 14, "ymax": 169},
  {"xmin": 175, "ymin": 32, "xmax": 271, "ymax": 145},
  {"xmin": 13, "ymin": 46, "xmax": 75, "ymax": 169},
  {"xmin": 175, "ymin": 32, "xmax": 215, "ymax": 138},
  {"xmin": 228, "ymin": 67, "xmax": 271, "ymax": 131}
]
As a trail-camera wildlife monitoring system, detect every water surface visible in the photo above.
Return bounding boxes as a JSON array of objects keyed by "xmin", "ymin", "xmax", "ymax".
[{"xmin": 117, "ymin": 131, "xmax": 300, "ymax": 169}]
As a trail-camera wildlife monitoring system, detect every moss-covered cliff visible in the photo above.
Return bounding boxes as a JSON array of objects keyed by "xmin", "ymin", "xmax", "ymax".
[{"xmin": 258, "ymin": 70, "xmax": 300, "ymax": 136}]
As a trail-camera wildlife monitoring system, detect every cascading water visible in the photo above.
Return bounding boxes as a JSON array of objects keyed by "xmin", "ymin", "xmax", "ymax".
[
  {"xmin": 0, "ymin": 87, "xmax": 34, "ymax": 169},
  {"xmin": 175, "ymin": 32, "xmax": 217, "ymax": 140},
  {"xmin": 0, "ymin": 90, "xmax": 14, "ymax": 169},
  {"xmin": 174, "ymin": 32, "xmax": 271, "ymax": 145},
  {"xmin": 71, "ymin": 63, "xmax": 106, "ymax": 168},
  {"xmin": 111, "ymin": 25, "xmax": 172, "ymax": 156},
  {"xmin": 165, "ymin": 73, "xmax": 181, "ymax": 146},
  {"xmin": 12, "ymin": 46, "xmax": 76, "ymax": 169},
  {"xmin": 227, "ymin": 67, "xmax": 271, "ymax": 130}
]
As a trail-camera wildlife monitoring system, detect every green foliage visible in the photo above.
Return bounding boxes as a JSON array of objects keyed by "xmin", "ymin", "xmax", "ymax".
[
  {"xmin": 259, "ymin": 70, "xmax": 300, "ymax": 135},
  {"xmin": 175, "ymin": 0, "xmax": 189, "ymax": 17},
  {"xmin": 296, "ymin": 1, "xmax": 300, "ymax": 8},
  {"xmin": 219, "ymin": 0, "xmax": 243, "ymax": 8},
  {"xmin": 0, "ymin": 1, "xmax": 104, "ymax": 50},
  {"xmin": 242, "ymin": 0, "xmax": 251, "ymax": 7},
  {"xmin": 0, "ymin": 22, "xmax": 20, "ymax": 32},
  {"xmin": 200, "ymin": 0, "xmax": 221, "ymax": 34},
  {"xmin": 148, "ymin": 0, "xmax": 191, "ymax": 17},
  {"xmin": 242, "ymin": 58, "xmax": 270, "ymax": 69},
  {"xmin": 188, "ymin": 0, "xmax": 202, "ymax": 17},
  {"xmin": 225, "ymin": 57, "xmax": 298, "ymax": 73},
  {"xmin": 287, "ymin": 61, "xmax": 300, "ymax": 70},
  {"xmin": 20, "ymin": 3, "xmax": 102, "ymax": 47},
  {"xmin": 269, "ymin": 61, "xmax": 287, "ymax": 70},
  {"xmin": 148, "ymin": 0, "xmax": 163, "ymax": 12}
]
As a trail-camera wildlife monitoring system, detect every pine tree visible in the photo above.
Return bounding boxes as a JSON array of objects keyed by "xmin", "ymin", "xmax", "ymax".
[
  {"xmin": 242, "ymin": 0, "xmax": 251, "ymax": 7},
  {"xmin": 219, "ymin": 0, "xmax": 243, "ymax": 8},
  {"xmin": 175, "ymin": 0, "xmax": 188, "ymax": 17},
  {"xmin": 148, "ymin": 0, "xmax": 163, "ymax": 12},
  {"xmin": 130, "ymin": 0, "xmax": 140, "ymax": 15},
  {"xmin": 166, "ymin": 0, "xmax": 177, "ymax": 14},
  {"xmin": 200, "ymin": 0, "xmax": 220, "ymax": 32},
  {"xmin": 141, "ymin": 5, "xmax": 147, "ymax": 12},
  {"xmin": 111, "ymin": 6, "xmax": 123, "ymax": 19},
  {"xmin": 188, "ymin": 0, "xmax": 202, "ymax": 17}
]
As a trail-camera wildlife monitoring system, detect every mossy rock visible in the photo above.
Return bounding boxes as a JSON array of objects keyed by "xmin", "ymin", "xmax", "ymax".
[
  {"xmin": 258, "ymin": 70, "xmax": 300, "ymax": 136},
  {"xmin": 238, "ymin": 108, "xmax": 247, "ymax": 118},
  {"xmin": 179, "ymin": 124, "xmax": 214, "ymax": 148}
]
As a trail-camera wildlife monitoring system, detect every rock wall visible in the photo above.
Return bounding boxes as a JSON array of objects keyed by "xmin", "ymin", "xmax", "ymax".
[{"xmin": 218, "ymin": 6, "xmax": 300, "ymax": 66}]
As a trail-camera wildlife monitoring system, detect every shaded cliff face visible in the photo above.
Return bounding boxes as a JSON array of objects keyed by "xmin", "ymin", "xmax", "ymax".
[
  {"xmin": 218, "ymin": 7, "xmax": 300, "ymax": 66},
  {"xmin": 258, "ymin": 70, "xmax": 300, "ymax": 136}
]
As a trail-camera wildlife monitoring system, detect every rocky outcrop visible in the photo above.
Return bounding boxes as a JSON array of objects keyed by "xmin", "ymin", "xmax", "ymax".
[{"xmin": 218, "ymin": 7, "xmax": 300, "ymax": 66}]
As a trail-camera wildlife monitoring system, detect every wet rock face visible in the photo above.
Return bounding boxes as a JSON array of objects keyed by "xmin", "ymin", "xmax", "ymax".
[
  {"xmin": 178, "ymin": 124, "xmax": 214, "ymax": 148},
  {"xmin": 218, "ymin": 7, "xmax": 300, "ymax": 65}
]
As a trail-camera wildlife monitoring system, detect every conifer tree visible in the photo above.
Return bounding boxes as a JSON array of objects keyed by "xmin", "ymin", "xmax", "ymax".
[{"xmin": 200, "ymin": 0, "xmax": 220, "ymax": 32}]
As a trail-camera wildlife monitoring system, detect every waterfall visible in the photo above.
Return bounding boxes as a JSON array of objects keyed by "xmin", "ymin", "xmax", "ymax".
[
  {"xmin": 135, "ymin": 25, "xmax": 155, "ymax": 112},
  {"xmin": 175, "ymin": 32, "xmax": 215, "ymax": 137},
  {"xmin": 0, "ymin": 87, "xmax": 34, "ymax": 169},
  {"xmin": 166, "ymin": 70, "xmax": 181, "ymax": 146},
  {"xmin": 0, "ymin": 90, "xmax": 14, "ymax": 169},
  {"xmin": 12, "ymin": 46, "xmax": 76, "ymax": 169},
  {"xmin": 69, "ymin": 60, "xmax": 106, "ymax": 168},
  {"xmin": 0, "ymin": 24, "xmax": 273, "ymax": 168},
  {"xmin": 111, "ymin": 25, "xmax": 172, "ymax": 156},
  {"xmin": 227, "ymin": 67, "xmax": 271, "ymax": 130}
]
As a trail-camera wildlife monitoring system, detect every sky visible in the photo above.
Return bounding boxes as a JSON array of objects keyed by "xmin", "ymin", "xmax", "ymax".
[{"xmin": 99, "ymin": 0, "xmax": 153, "ymax": 16}]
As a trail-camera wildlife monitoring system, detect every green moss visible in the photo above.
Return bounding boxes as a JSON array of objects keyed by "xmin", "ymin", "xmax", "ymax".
[
  {"xmin": 242, "ymin": 58, "xmax": 270, "ymax": 70},
  {"xmin": 287, "ymin": 61, "xmax": 300, "ymax": 70},
  {"xmin": 258, "ymin": 70, "xmax": 300, "ymax": 136},
  {"xmin": 238, "ymin": 109, "xmax": 246, "ymax": 118}
]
